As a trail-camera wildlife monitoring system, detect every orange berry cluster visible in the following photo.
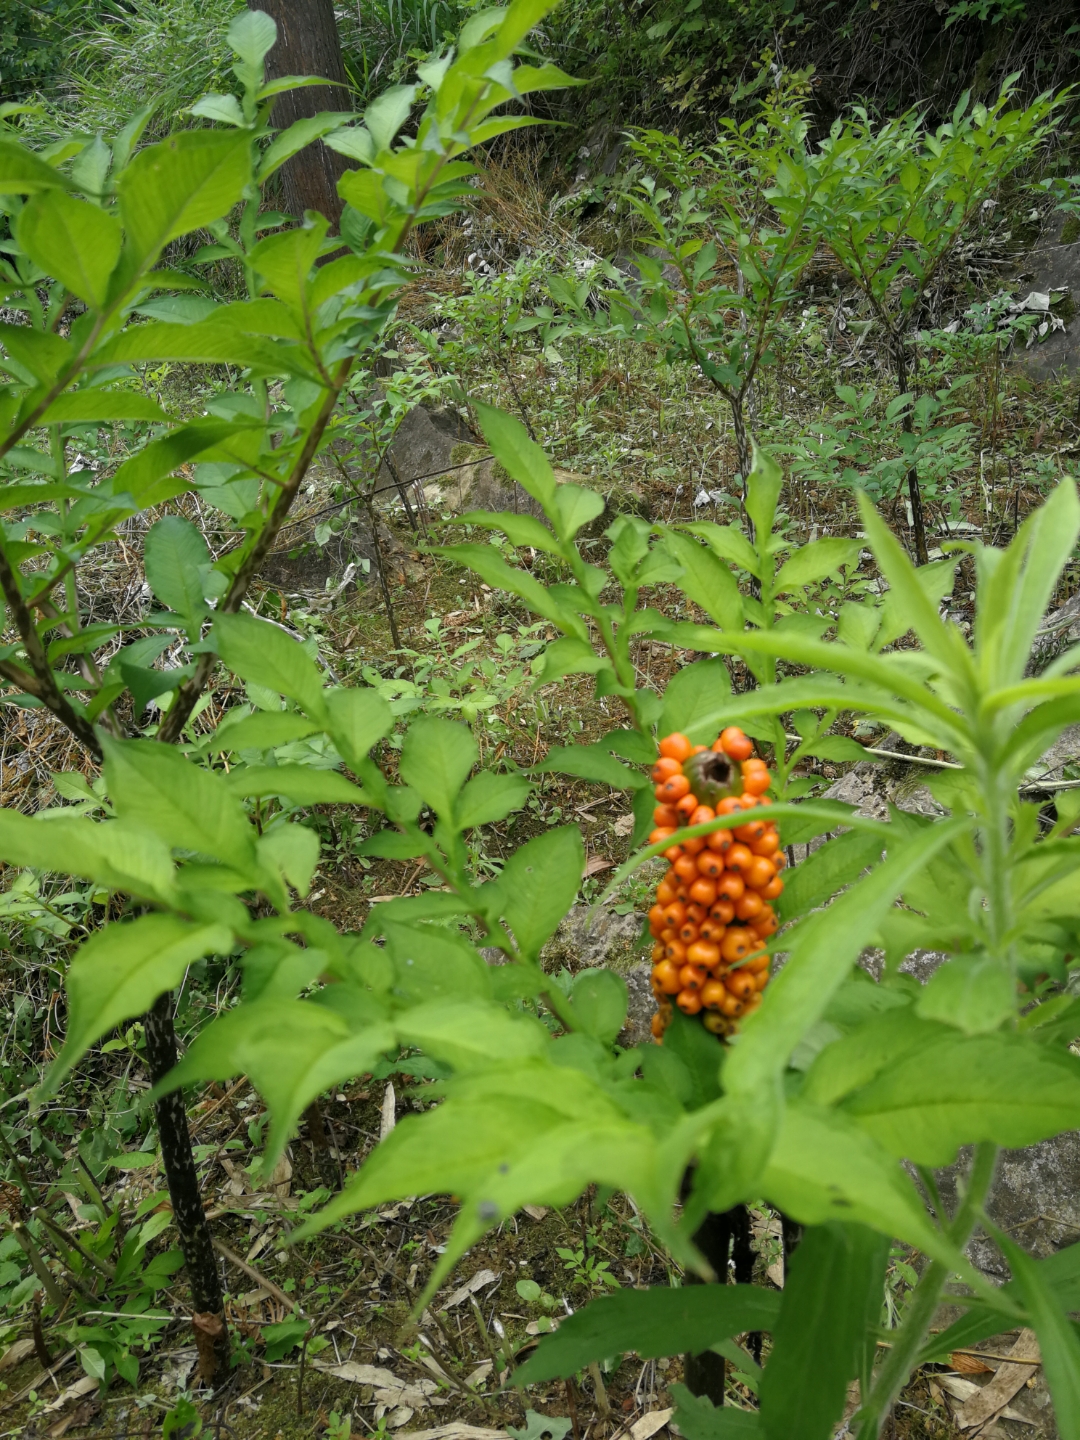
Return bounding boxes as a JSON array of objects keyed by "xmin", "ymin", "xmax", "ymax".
[{"xmin": 647, "ymin": 727, "xmax": 783, "ymax": 1041}]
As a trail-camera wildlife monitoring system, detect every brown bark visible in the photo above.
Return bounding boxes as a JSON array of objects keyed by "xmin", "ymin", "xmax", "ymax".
[{"xmin": 250, "ymin": 0, "xmax": 353, "ymax": 227}]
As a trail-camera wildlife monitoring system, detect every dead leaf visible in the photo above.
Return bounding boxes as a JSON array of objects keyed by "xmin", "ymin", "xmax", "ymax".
[
  {"xmin": 312, "ymin": 1361, "xmax": 402, "ymax": 1387},
  {"xmin": 953, "ymin": 1330, "xmax": 1042, "ymax": 1430},
  {"xmin": 268, "ymin": 1152, "xmax": 292, "ymax": 1198},
  {"xmin": 381, "ymin": 1082, "xmax": 397, "ymax": 1140},
  {"xmin": 441, "ymin": 1268, "xmax": 499, "ymax": 1310},
  {"xmin": 952, "ymin": 1351, "xmax": 995, "ymax": 1375},
  {"xmin": 523, "ymin": 1205, "xmax": 548, "ymax": 1221},
  {"xmin": 393, "ymin": 1428, "xmax": 511, "ymax": 1440},
  {"xmin": 0, "ymin": 1337, "xmax": 35, "ymax": 1372},
  {"xmin": 42, "ymin": 1375, "xmax": 97, "ymax": 1415},
  {"xmin": 583, "ymin": 856, "xmax": 613, "ymax": 877},
  {"xmin": 613, "ymin": 814, "xmax": 634, "ymax": 837},
  {"xmin": 629, "ymin": 1410, "xmax": 673, "ymax": 1440},
  {"xmin": 935, "ymin": 1376, "xmax": 1036, "ymax": 1427},
  {"xmin": 464, "ymin": 1360, "xmax": 493, "ymax": 1389}
]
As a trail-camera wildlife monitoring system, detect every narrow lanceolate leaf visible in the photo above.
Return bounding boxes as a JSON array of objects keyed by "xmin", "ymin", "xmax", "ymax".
[
  {"xmin": 102, "ymin": 737, "xmax": 257, "ymax": 874},
  {"xmin": 118, "ymin": 129, "xmax": 252, "ymax": 262},
  {"xmin": 41, "ymin": 914, "xmax": 231, "ymax": 1098},
  {"xmin": 759, "ymin": 1223, "xmax": 889, "ymax": 1440},
  {"xmin": 0, "ymin": 812, "xmax": 175, "ymax": 903},
  {"xmin": 213, "ymin": 612, "xmax": 330, "ymax": 723},
  {"xmin": 399, "ymin": 716, "xmax": 478, "ymax": 819},
  {"xmin": 514, "ymin": 1285, "xmax": 781, "ymax": 1385}
]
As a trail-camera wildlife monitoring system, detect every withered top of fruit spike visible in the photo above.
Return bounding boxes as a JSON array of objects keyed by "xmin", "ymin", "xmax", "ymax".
[{"xmin": 683, "ymin": 748, "xmax": 743, "ymax": 807}]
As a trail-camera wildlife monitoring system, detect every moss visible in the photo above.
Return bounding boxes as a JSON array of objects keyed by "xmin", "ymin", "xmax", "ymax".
[{"xmin": 1061, "ymin": 216, "xmax": 1080, "ymax": 246}]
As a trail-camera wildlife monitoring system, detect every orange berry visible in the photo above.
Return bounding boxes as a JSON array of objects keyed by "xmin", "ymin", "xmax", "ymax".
[
  {"xmin": 721, "ymin": 928, "xmax": 753, "ymax": 963},
  {"xmin": 726, "ymin": 970, "xmax": 756, "ymax": 1001},
  {"xmin": 710, "ymin": 899, "xmax": 735, "ymax": 925},
  {"xmin": 676, "ymin": 988, "xmax": 703, "ymax": 1015},
  {"xmin": 716, "ymin": 795, "xmax": 742, "ymax": 816},
  {"xmin": 652, "ymin": 941, "xmax": 666, "ymax": 962},
  {"xmin": 653, "ymin": 959, "xmax": 683, "ymax": 995},
  {"xmin": 664, "ymin": 939, "xmax": 687, "ymax": 965},
  {"xmin": 715, "ymin": 871, "xmax": 745, "ymax": 902},
  {"xmin": 659, "ymin": 733, "xmax": 693, "ymax": 762},
  {"xmin": 706, "ymin": 827, "xmax": 731, "ymax": 853},
  {"xmin": 657, "ymin": 774, "xmax": 691, "ymax": 803},
  {"xmin": 649, "ymin": 827, "xmax": 676, "ymax": 847},
  {"xmin": 686, "ymin": 901, "xmax": 709, "ymax": 923},
  {"xmin": 651, "ymin": 1012, "xmax": 666, "ymax": 1039},
  {"xmin": 673, "ymin": 854, "xmax": 699, "ymax": 883},
  {"xmin": 676, "ymin": 791, "xmax": 699, "ymax": 816},
  {"xmin": 755, "ymin": 909, "xmax": 779, "ymax": 936},
  {"xmin": 678, "ymin": 920, "xmax": 700, "ymax": 944},
  {"xmin": 682, "ymin": 837, "xmax": 706, "ymax": 856},
  {"xmin": 746, "ymin": 856, "xmax": 777, "ymax": 891},
  {"xmin": 659, "ymin": 927, "xmax": 677, "ymax": 945},
  {"xmin": 697, "ymin": 851, "xmax": 725, "ymax": 880},
  {"xmin": 652, "ymin": 756, "xmax": 682, "ymax": 781},
  {"xmin": 656, "ymin": 881, "xmax": 678, "ymax": 907},
  {"xmin": 700, "ymin": 918, "xmax": 726, "ymax": 943},
  {"xmin": 750, "ymin": 830, "xmax": 780, "ymax": 857},
  {"xmin": 654, "ymin": 803, "xmax": 680, "ymax": 827},
  {"xmin": 686, "ymin": 940, "xmax": 721, "ymax": 970},
  {"xmin": 734, "ymin": 818, "xmax": 768, "ymax": 845},
  {"xmin": 648, "ymin": 903, "xmax": 667, "ymax": 929},
  {"xmin": 734, "ymin": 890, "xmax": 764, "ymax": 921},
  {"xmin": 746, "ymin": 951, "xmax": 770, "ymax": 974},
  {"xmin": 753, "ymin": 968, "xmax": 770, "ymax": 992},
  {"xmin": 720, "ymin": 727, "xmax": 753, "ymax": 761},
  {"xmin": 726, "ymin": 843, "xmax": 754, "ymax": 873},
  {"xmin": 738, "ymin": 793, "xmax": 760, "ymax": 810},
  {"xmin": 688, "ymin": 877, "xmax": 717, "ymax": 908},
  {"xmin": 679, "ymin": 963, "xmax": 708, "ymax": 991},
  {"xmin": 701, "ymin": 979, "xmax": 728, "ymax": 1010},
  {"xmin": 719, "ymin": 991, "xmax": 744, "ymax": 1017},
  {"xmin": 690, "ymin": 744, "xmax": 708, "ymax": 754},
  {"xmin": 662, "ymin": 901, "xmax": 687, "ymax": 927},
  {"xmin": 689, "ymin": 804, "xmax": 716, "ymax": 827},
  {"xmin": 761, "ymin": 875, "xmax": 784, "ymax": 901}
]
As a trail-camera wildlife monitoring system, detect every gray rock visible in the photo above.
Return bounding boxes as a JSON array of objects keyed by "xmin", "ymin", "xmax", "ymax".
[
  {"xmin": 1013, "ymin": 212, "xmax": 1080, "ymax": 377},
  {"xmin": 540, "ymin": 902, "xmax": 653, "ymax": 1046}
]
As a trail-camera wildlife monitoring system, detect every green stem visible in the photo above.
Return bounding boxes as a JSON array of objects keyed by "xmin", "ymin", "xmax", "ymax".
[{"xmin": 855, "ymin": 1142, "xmax": 998, "ymax": 1438}]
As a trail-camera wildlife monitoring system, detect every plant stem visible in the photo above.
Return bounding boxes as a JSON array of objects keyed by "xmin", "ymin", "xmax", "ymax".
[{"xmin": 855, "ymin": 1142, "xmax": 998, "ymax": 1438}]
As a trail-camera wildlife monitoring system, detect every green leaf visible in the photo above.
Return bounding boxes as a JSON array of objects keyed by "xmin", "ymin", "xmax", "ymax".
[
  {"xmin": 358, "ymin": 830, "xmax": 427, "ymax": 859},
  {"xmin": 759, "ymin": 1223, "xmax": 888, "ymax": 1440},
  {"xmin": 659, "ymin": 659, "xmax": 733, "ymax": 742},
  {"xmin": 800, "ymin": 736, "xmax": 872, "ymax": 763},
  {"xmin": 493, "ymin": 826, "xmax": 584, "ymax": 960},
  {"xmin": 225, "ymin": 766, "xmax": 369, "ymax": 805},
  {"xmin": 213, "ymin": 612, "xmax": 329, "ymax": 723},
  {"xmin": 399, "ymin": 716, "xmax": 477, "ymax": 819},
  {"xmin": 118, "ymin": 130, "xmax": 252, "ymax": 263},
  {"xmin": 434, "ymin": 544, "xmax": 588, "ymax": 640},
  {"xmin": 109, "ymin": 421, "xmax": 250, "ymax": 505},
  {"xmin": 531, "ymin": 743, "xmax": 645, "ymax": 790},
  {"xmin": 396, "ymin": 1000, "xmax": 549, "ymax": 1070},
  {"xmin": 663, "ymin": 531, "xmax": 744, "ymax": 630},
  {"xmin": 162, "ymin": 998, "xmax": 396, "ymax": 1166},
  {"xmin": 383, "ymin": 922, "xmax": 493, "ymax": 1004},
  {"xmin": 227, "ymin": 7, "xmax": 277, "ymax": 63},
  {"xmin": 102, "ymin": 737, "xmax": 257, "ymax": 874},
  {"xmin": 144, "ymin": 516, "xmax": 211, "ymax": 627},
  {"xmin": 0, "ymin": 138, "xmax": 73, "ymax": 194},
  {"xmin": 671, "ymin": 1386, "xmax": 761, "ymax": 1440},
  {"xmin": 0, "ymin": 812, "xmax": 175, "ymax": 902},
  {"xmin": 325, "ymin": 686, "xmax": 393, "ymax": 771},
  {"xmin": 991, "ymin": 1225, "xmax": 1080, "ymax": 1436},
  {"xmin": 776, "ymin": 828, "xmax": 884, "ymax": 923},
  {"xmin": 211, "ymin": 711, "xmax": 321, "ymax": 753},
  {"xmin": 773, "ymin": 538, "xmax": 863, "ymax": 595},
  {"xmin": 16, "ymin": 190, "xmax": 121, "ymax": 307},
  {"xmin": 41, "ymin": 914, "xmax": 230, "ymax": 1098},
  {"xmin": 843, "ymin": 1032, "xmax": 1080, "ymax": 1166},
  {"xmin": 473, "ymin": 402, "xmax": 557, "ymax": 511},
  {"xmin": 915, "ymin": 953, "xmax": 1015, "ymax": 1034},
  {"xmin": 455, "ymin": 772, "xmax": 532, "ymax": 829},
  {"xmin": 456, "ymin": 509, "xmax": 562, "ymax": 555},
  {"xmin": 39, "ymin": 391, "xmax": 169, "ymax": 424},
  {"xmin": 534, "ymin": 637, "xmax": 611, "ymax": 684},
  {"xmin": 364, "ymin": 84, "xmax": 417, "ymax": 151},
  {"xmin": 745, "ymin": 444, "xmax": 783, "ymax": 547},
  {"xmin": 514, "ymin": 1285, "xmax": 781, "ymax": 1385},
  {"xmin": 552, "ymin": 484, "xmax": 605, "ymax": 541},
  {"xmin": 256, "ymin": 823, "xmax": 320, "ymax": 898},
  {"xmin": 569, "ymin": 969, "xmax": 627, "ymax": 1047}
]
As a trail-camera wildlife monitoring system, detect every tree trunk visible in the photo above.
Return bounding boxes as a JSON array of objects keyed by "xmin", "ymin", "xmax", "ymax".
[
  {"xmin": 143, "ymin": 992, "xmax": 230, "ymax": 1381},
  {"xmin": 891, "ymin": 339, "xmax": 930, "ymax": 566},
  {"xmin": 249, "ymin": 0, "xmax": 353, "ymax": 228},
  {"xmin": 681, "ymin": 1204, "xmax": 756, "ymax": 1406}
]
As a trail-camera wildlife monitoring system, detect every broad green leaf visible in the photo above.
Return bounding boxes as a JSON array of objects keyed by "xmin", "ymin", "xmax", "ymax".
[
  {"xmin": 364, "ymin": 84, "xmax": 416, "ymax": 151},
  {"xmin": 358, "ymin": 830, "xmax": 428, "ymax": 859},
  {"xmin": 455, "ymin": 509, "xmax": 562, "ymax": 556},
  {"xmin": 225, "ymin": 766, "xmax": 369, "ymax": 805},
  {"xmin": 552, "ymin": 483, "xmax": 605, "ymax": 541},
  {"xmin": 16, "ymin": 190, "xmax": 121, "ymax": 307},
  {"xmin": 119, "ymin": 130, "xmax": 252, "ymax": 263},
  {"xmin": 0, "ymin": 138, "xmax": 73, "ymax": 194},
  {"xmin": 843, "ymin": 1032, "xmax": 1080, "ymax": 1165},
  {"xmin": 671, "ymin": 1387, "xmax": 761, "ymax": 1440},
  {"xmin": 227, "ymin": 7, "xmax": 277, "ymax": 64},
  {"xmin": 102, "ymin": 736, "xmax": 257, "ymax": 874},
  {"xmin": 992, "ymin": 1226, "xmax": 1080, "ymax": 1437},
  {"xmin": 726, "ymin": 818, "xmax": 967, "ymax": 1095},
  {"xmin": 109, "ymin": 422, "xmax": 249, "ymax": 505},
  {"xmin": 41, "ymin": 914, "xmax": 230, "ymax": 1097},
  {"xmin": 773, "ymin": 538, "xmax": 863, "ymax": 594},
  {"xmin": 325, "ymin": 686, "xmax": 393, "ymax": 771},
  {"xmin": 213, "ymin": 612, "xmax": 329, "ymax": 723},
  {"xmin": 514, "ymin": 1285, "xmax": 781, "ymax": 1385},
  {"xmin": 759, "ymin": 1223, "xmax": 889, "ymax": 1440},
  {"xmin": 531, "ymin": 743, "xmax": 645, "ymax": 790},
  {"xmin": 189, "ymin": 93, "xmax": 245, "ymax": 127},
  {"xmin": 569, "ymin": 969, "xmax": 627, "ymax": 1047},
  {"xmin": 915, "ymin": 953, "xmax": 1015, "ymax": 1034},
  {"xmin": 162, "ymin": 998, "xmax": 396, "ymax": 1165},
  {"xmin": 659, "ymin": 659, "xmax": 733, "ymax": 742},
  {"xmin": 256, "ymin": 824, "xmax": 320, "ymax": 898},
  {"xmin": 802, "ymin": 1007, "xmax": 939, "ymax": 1108},
  {"xmin": 211, "ymin": 711, "xmax": 320, "ymax": 752},
  {"xmin": 534, "ymin": 637, "xmax": 611, "ymax": 684},
  {"xmin": 663, "ymin": 531, "xmax": 744, "ymax": 631},
  {"xmin": 473, "ymin": 401, "xmax": 557, "ymax": 510},
  {"xmin": 455, "ymin": 772, "xmax": 532, "ymax": 829},
  {"xmin": 745, "ymin": 444, "xmax": 783, "ymax": 544},
  {"xmin": 776, "ymin": 827, "xmax": 884, "ymax": 922},
  {"xmin": 0, "ymin": 812, "xmax": 175, "ymax": 902},
  {"xmin": 399, "ymin": 715, "xmax": 477, "ymax": 819},
  {"xmin": 760, "ymin": 1102, "xmax": 969, "ymax": 1271},
  {"xmin": 397, "ymin": 1000, "xmax": 549, "ymax": 1070},
  {"xmin": 493, "ymin": 825, "xmax": 585, "ymax": 959},
  {"xmin": 383, "ymin": 923, "xmax": 493, "ymax": 1004},
  {"xmin": 144, "ymin": 516, "xmax": 211, "ymax": 627},
  {"xmin": 434, "ymin": 544, "xmax": 589, "ymax": 640},
  {"xmin": 800, "ymin": 736, "xmax": 872, "ymax": 763},
  {"xmin": 39, "ymin": 391, "xmax": 168, "ymax": 424}
]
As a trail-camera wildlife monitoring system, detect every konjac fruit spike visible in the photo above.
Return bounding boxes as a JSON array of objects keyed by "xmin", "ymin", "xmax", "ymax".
[{"xmin": 648, "ymin": 728, "xmax": 783, "ymax": 1044}]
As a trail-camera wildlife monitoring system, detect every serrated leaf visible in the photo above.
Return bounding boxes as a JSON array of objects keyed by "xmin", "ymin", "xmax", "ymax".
[
  {"xmin": 531, "ymin": 743, "xmax": 645, "ymax": 790},
  {"xmin": 325, "ymin": 686, "xmax": 393, "ymax": 771},
  {"xmin": 777, "ymin": 828, "xmax": 884, "ymax": 922},
  {"xmin": 399, "ymin": 716, "xmax": 477, "ymax": 819},
  {"xmin": 144, "ymin": 515, "xmax": 212, "ymax": 627},
  {"xmin": 659, "ymin": 659, "xmax": 733, "ymax": 742},
  {"xmin": 663, "ymin": 531, "xmax": 744, "ymax": 630},
  {"xmin": 41, "ymin": 914, "xmax": 231, "ymax": 1098},
  {"xmin": 225, "ymin": 766, "xmax": 369, "ymax": 805},
  {"xmin": 455, "ymin": 772, "xmax": 531, "ymax": 829},
  {"xmin": 119, "ymin": 130, "xmax": 252, "ymax": 263},
  {"xmin": 773, "ymin": 538, "xmax": 863, "ymax": 594},
  {"xmin": 493, "ymin": 826, "xmax": 584, "ymax": 960},
  {"xmin": 16, "ymin": 189, "xmax": 121, "ymax": 307}
]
